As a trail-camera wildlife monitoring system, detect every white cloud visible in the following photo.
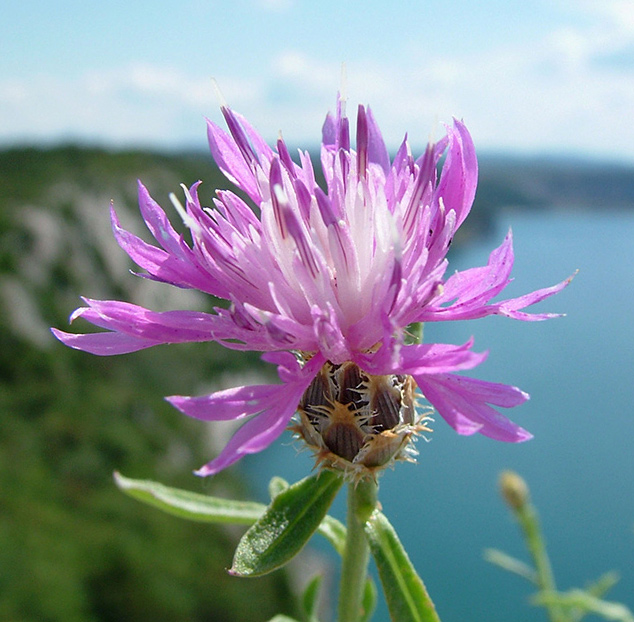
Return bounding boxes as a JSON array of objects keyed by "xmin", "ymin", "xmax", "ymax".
[
  {"xmin": 576, "ymin": 0, "xmax": 634, "ymax": 35},
  {"xmin": 0, "ymin": 79, "xmax": 28, "ymax": 105},
  {"xmin": 2, "ymin": 3, "xmax": 634, "ymax": 163},
  {"xmin": 0, "ymin": 65, "xmax": 221, "ymax": 147}
]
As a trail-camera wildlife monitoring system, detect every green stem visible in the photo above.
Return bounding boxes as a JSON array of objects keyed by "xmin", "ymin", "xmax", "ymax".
[
  {"xmin": 516, "ymin": 503, "xmax": 567, "ymax": 622},
  {"xmin": 338, "ymin": 478, "xmax": 378, "ymax": 622},
  {"xmin": 405, "ymin": 321, "xmax": 424, "ymax": 345}
]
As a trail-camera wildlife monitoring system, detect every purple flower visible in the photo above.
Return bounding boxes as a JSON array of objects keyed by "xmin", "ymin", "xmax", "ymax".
[{"xmin": 53, "ymin": 97, "xmax": 571, "ymax": 476}]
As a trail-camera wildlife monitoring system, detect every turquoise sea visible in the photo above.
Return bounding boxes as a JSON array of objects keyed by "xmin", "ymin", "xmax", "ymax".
[{"xmin": 246, "ymin": 208, "xmax": 634, "ymax": 621}]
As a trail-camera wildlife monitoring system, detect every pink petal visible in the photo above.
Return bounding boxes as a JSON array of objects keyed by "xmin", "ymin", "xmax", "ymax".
[
  {"xmin": 53, "ymin": 299, "xmax": 240, "ymax": 355},
  {"xmin": 365, "ymin": 106, "xmax": 390, "ymax": 173},
  {"xmin": 421, "ymin": 230, "xmax": 572, "ymax": 322},
  {"xmin": 206, "ymin": 118, "xmax": 261, "ymax": 202},
  {"xmin": 51, "ymin": 327, "xmax": 157, "ymax": 355},
  {"xmin": 194, "ymin": 390, "xmax": 301, "ymax": 476},
  {"xmin": 111, "ymin": 198, "xmax": 220, "ymax": 295},
  {"xmin": 415, "ymin": 373, "xmax": 532, "ymax": 442},
  {"xmin": 137, "ymin": 181, "xmax": 189, "ymax": 258},
  {"xmin": 356, "ymin": 339, "xmax": 486, "ymax": 376},
  {"xmin": 232, "ymin": 109, "xmax": 275, "ymax": 163},
  {"xmin": 422, "ymin": 231, "xmax": 515, "ymax": 320},
  {"xmin": 192, "ymin": 354, "xmax": 324, "ymax": 476},
  {"xmin": 167, "ymin": 384, "xmax": 280, "ymax": 421},
  {"xmin": 434, "ymin": 119, "xmax": 478, "ymax": 229},
  {"xmin": 496, "ymin": 274, "xmax": 575, "ymax": 320}
]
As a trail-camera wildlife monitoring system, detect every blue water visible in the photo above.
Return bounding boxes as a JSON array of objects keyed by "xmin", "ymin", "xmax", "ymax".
[{"xmin": 245, "ymin": 208, "xmax": 634, "ymax": 621}]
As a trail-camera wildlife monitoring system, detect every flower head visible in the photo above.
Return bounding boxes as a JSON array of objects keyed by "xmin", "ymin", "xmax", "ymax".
[{"xmin": 53, "ymin": 96, "xmax": 571, "ymax": 478}]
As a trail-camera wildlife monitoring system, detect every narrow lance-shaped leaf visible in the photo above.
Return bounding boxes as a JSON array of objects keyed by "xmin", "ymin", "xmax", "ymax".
[
  {"xmin": 114, "ymin": 472, "xmax": 347, "ymax": 555},
  {"xmin": 585, "ymin": 572, "xmax": 621, "ymax": 600},
  {"xmin": 365, "ymin": 509, "xmax": 440, "ymax": 622},
  {"xmin": 360, "ymin": 577, "xmax": 378, "ymax": 622},
  {"xmin": 533, "ymin": 590, "xmax": 634, "ymax": 622},
  {"xmin": 114, "ymin": 471, "xmax": 264, "ymax": 524},
  {"xmin": 301, "ymin": 575, "xmax": 323, "ymax": 622},
  {"xmin": 268, "ymin": 475, "xmax": 346, "ymax": 556},
  {"xmin": 483, "ymin": 547, "xmax": 538, "ymax": 584},
  {"xmin": 319, "ymin": 514, "xmax": 347, "ymax": 557},
  {"xmin": 231, "ymin": 470, "xmax": 344, "ymax": 577}
]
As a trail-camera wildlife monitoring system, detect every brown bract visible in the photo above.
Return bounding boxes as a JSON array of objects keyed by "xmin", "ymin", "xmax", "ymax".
[{"xmin": 291, "ymin": 361, "xmax": 433, "ymax": 482}]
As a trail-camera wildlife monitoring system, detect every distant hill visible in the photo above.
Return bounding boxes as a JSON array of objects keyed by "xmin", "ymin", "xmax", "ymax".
[
  {"xmin": 463, "ymin": 153, "xmax": 634, "ymax": 240},
  {"xmin": 476, "ymin": 153, "xmax": 634, "ymax": 210}
]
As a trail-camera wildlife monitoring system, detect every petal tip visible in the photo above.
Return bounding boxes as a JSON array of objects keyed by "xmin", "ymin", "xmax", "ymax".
[
  {"xmin": 50, "ymin": 327, "xmax": 66, "ymax": 342},
  {"xmin": 194, "ymin": 465, "xmax": 215, "ymax": 477},
  {"xmin": 516, "ymin": 428, "xmax": 533, "ymax": 442}
]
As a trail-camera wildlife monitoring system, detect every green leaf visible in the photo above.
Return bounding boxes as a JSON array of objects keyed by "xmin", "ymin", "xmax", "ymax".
[
  {"xmin": 585, "ymin": 572, "xmax": 621, "ymax": 599},
  {"xmin": 483, "ymin": 547, "xmax": 538, "ymax": 584},
  {"xmin": 301, "ymin": 574, "xmax": 323, "ymax": 622},
  {"xmin": 113, "ymin": 471, "xmax": 264, "ymax": 524},
  {"xmin": 533, "ymin": 590, "xmax": 634, "ymax": 622},
  {"xmin": 365, "ymin": 510, "xmax": 440, "ymax": 622},
  {"xmin": 266, "ymin": 616, "xmax": 302, "ymax": 622},
  {"xmin": 318, "ymin": 514, "xmax": 347, "ymax": 557},
  {"xmin": 360, "ymin": 577, "xmax": 378, "ymax": 622},
  {"xmin": 114, "ymin": 472, "xmax": 346, "ymax": 556},
  {"xmin": 231, "ymin": 470, "xmax": 344, "ymax": 577},
  {"xmin": 269, "ymin": 476, "xmax": 290, "ymax": 500}
]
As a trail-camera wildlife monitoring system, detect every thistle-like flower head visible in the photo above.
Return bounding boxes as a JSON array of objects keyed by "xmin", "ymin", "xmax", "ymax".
[{"xmin": 53, "ymin": 96, "xmax": 571, "ymax": 478}]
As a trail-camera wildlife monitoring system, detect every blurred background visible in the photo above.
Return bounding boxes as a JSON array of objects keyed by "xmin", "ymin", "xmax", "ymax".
[{"xmin": 2, "ymin": 1, "xmax": 633, "ymax": 620}]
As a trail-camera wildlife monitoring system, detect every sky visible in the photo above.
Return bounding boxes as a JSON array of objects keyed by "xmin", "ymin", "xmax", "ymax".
[{"xmin": 2, "ymin": 0, "xmax": 634, "ymax": 161}]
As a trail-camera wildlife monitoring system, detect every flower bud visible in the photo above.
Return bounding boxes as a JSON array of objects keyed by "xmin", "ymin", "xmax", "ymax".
[
  {"xmin": 499, "ymin": 470, "xmax": 530, "ymax": 511},
  {"xmin": 291, "ymin": 361, "xmax": 432, "ymax": 481}
]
